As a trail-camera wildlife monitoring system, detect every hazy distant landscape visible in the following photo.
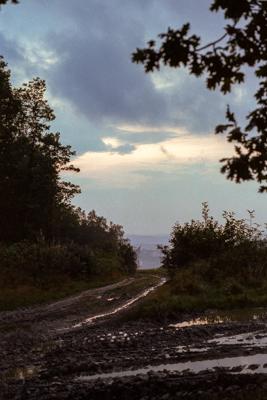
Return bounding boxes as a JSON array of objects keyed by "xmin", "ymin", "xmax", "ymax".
[{"xmin": 129, "ymin": 235, "xmax": 169, "ymax": 269}]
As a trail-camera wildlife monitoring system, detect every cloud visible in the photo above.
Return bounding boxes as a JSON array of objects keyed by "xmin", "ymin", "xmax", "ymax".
[
  {"xmin": 72, "ymin": 133, "xmax": 234, "ymax": 188},
  {"xmin": 0, "ymin": 0, "xmax": 254, "ymax": 158},
  {"xmin": 102, "ymin": 137, "xmax": 123, "ymax": 148},
  {"xmin": 0, "ymin": 0, "xmax": 256, "ymax": 157},
  {"xmin": 115, "ymin": 123, "xmax": 187, "ymax": 135},
  {"xmin": 44, "ymin": 1, "xmax": 168, "ymax": 126},
  {"xmin": 0, "ymin": 33, "xmax": 20, "ymax": 63},
  {"xmin": 16, "ymin": 0, "xmax": 232, "ymax": 137},
  {"xmin": 102, "ymin": 136, "xmax": 136, "ymax": 154}
]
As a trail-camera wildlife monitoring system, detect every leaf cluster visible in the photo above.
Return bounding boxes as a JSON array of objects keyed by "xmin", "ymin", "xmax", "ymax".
[{"xmin": 133, "ymin": 0, "xmax": 267, "ymax": 192}]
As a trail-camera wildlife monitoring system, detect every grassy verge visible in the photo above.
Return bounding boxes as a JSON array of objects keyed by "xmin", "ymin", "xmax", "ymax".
[
  {"xmin": 126, "ymin": 268, "xmax": 267, "ymax": 321},
  {"xmin": 0, "ymin": 269, "xmax": 161, "ymax": 312},
  {"xmin": 0, "ymin": 272, "xmax": 127, "ymax": 311}
]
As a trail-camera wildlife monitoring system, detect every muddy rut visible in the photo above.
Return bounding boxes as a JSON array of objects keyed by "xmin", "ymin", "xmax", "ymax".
[{"xmin": 2, "ymin": 275, "xmax": 267, "ymax": 399}]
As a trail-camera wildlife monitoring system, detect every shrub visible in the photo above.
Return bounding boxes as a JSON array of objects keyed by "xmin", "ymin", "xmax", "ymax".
[
  {"xmin": 161, "ymin": 203, "xmax": 267, "ymax": 283},
  {"xmin": 0, "ymin": 240, "xmax": 136, "ymax": 288}
]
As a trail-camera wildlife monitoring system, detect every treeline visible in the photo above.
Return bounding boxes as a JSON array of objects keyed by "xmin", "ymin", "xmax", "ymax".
[
  {"xmin": 160, "ymin": 202, "xmax": 267, "ymax": 286},
  {"xmin": 0, "ymin": 59, "xmax": 136, "ymax": 286}
]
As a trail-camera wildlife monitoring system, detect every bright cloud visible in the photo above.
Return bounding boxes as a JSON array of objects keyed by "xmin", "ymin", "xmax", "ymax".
[
  {"xmin": 73, "ymin": 133, "xmax": 234, "ymax": 188},
  {"xmin": 21, "ymin": 40, "xmax": 59, "ymax": 70},
  {"xmin": 102, "ymin": 137, "xmax": 124, "ymax": 148},
  {"xmin": 115, "ymin": 123, "xmax": 187, "ymax": 135}
]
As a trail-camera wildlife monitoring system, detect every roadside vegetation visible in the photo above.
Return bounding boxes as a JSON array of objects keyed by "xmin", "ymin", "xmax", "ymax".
[
  {"xmin": 0, "ymin": 62, "xmax": 137, "ymax": 310},
  {"xmin": 130, "ymin": 203, "xmax": 267, "ymax": 320}
]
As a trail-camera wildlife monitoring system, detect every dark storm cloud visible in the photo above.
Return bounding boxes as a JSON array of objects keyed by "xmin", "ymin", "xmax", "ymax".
[
  {"xmin": 49, "ymin": 34, "xmax": 167, "ymax": 125},
  {"xmin": 0, "ymin": 0, "xmax": 253, "ymax": 149},
  {"xmin": 46, "ymin": 0, "xmax": 168, "ymax": 126},
  {"xmin": 0, "ymin": 33, "xmax": 22, "ymax": 66},
  {"xmin": 43, "ymin": 0, "xmax": 246, "ymax": 139}
]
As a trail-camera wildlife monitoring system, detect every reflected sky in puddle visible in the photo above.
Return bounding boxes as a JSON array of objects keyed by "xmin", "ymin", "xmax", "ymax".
[
  {"xmin": 176, "ymin": 345, "xmax": 210, "ymax": 353},
  {"xmin": 77, "ymin": 353, "xmax": 267, "ymax": 381},
  {"xmin": 170, "ymin": 308, "xmax": 267, "ymax": 329},
  {"xmin": 176, "ymin": 331, "xmax": 267, "ymax": 353},
  {"xmin": 170, "ymin": 316, "xmax": 225, "ymax": 329},
  {"xmin": 176, "ymin": 331, "xmax": 267, "ymax": 355},
  {"xmin": 73, "ymin": 278, "xmax": 167, "ymax": 328},
  {"xmin": 209, "ymin": 331, "xmax": 267, "ymax": 347}
]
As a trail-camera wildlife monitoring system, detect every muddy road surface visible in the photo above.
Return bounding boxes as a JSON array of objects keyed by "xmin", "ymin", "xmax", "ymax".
[{"xmin": 2, "ymin": 275, "xmax": 267, "ymax": 399}]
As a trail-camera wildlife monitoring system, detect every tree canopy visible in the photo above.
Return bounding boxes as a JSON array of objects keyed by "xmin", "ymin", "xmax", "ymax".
[
  {"xmin": 0, "ymin": 61, "xmax": 80, "ymax": 242},
  {"xmin": 0, "ymin": 1, "xmax": 18, "ymax": 4},
  {"xmin": 0, "ymin": 60, "xmax": 137, "ymax": 276},
  {"xmin": 133, "ymin": 0, "xmax": 267, "ymax": 192},
  {"xmin": 0, "ymin": 0, "xmax": 137, "ymax": 281}
]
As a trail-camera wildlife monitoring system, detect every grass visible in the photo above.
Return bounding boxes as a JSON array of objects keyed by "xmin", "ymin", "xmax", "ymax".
[
  {"xmin": 0, "ymin": 272, "xmax": 126, "ymax": 311},
  {"xmin": 0, "ymin": 269, "xmax": 161, "ymax": 312},
  {"xmin": 125, "ymin": 267, "xmax": 267, "ymax": 321}
]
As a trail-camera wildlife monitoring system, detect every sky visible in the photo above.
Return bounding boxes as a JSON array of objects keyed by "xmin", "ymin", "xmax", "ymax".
[{"xmin": 1, "ymin": 0, "xmax": 267, "ymax": 235}]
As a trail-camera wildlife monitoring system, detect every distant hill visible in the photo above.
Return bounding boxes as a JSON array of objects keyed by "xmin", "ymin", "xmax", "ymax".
[{"xmin": 128, "ymin": 234, "xmax": 169, "ymax": 269}]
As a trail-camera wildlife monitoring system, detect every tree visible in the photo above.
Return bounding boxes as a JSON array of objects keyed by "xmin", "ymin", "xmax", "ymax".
[
  {"xmin": 133, "ymin": 0, "xmax": 267, "ymax": 192},
  {"xmin": 0, "ymin": 65, "xmax": 80, "ymax": 242},
  {"xmin": 0, "ymin": 1, "xmax": 19, "ymax": 4}
]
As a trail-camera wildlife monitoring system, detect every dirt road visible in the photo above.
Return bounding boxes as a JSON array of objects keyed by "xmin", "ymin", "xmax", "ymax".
[{"xmin": 2, "ymin": 275, "xmax": 267, "ymax": 399}]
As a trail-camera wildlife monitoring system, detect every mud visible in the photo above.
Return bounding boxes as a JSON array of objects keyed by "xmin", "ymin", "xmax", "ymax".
[{"xmin": 2, "ymin": 276, "xmax": 267, "ymax": 399}]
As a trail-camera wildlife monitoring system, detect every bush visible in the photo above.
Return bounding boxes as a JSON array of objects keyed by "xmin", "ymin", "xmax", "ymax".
[
  {"xmin": 161, "ymin": 203, "xmax": 267, "ymax": 283},
  {"xmin": 0, "ymin": 239, "xmax": 136, "ymax": 288}
]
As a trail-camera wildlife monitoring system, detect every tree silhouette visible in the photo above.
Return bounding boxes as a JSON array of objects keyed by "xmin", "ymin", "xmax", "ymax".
[
  {"xmin": 0, "ymin": 1, "xmax": 19, "ymax": 4},
  {"xmin": 0, "ymin": 1, "xmax": 138, "ymax": 276},
  {"xmin": 0, "ymin": 66, "xmax": 80, "ymax": 242},
  {"xmin": 133, "ymin": 0, "xmax": 267, "ymax": 192}
]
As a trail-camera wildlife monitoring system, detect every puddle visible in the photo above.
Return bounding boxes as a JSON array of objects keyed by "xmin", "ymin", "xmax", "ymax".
[
  {"xmin": 77, "ymin": 353, "xmax": 267, "ymax": 382},
  {"xmin": 176, "ymin": 345, "xmax": 210, "ymax": 353},
  {"xmin": 170, "ymin": 308, "xmax": 267, "ymax": 329},
  {"xmin": 2, "ymin": 366, "xmax": 39, "ymax": 381},
  {"xmin": 73, "ymin": 278, "xmax": 167, "ymax": 328},
  {"xmin": 176, "ymin": 331, "xmax": 267, "ymax": 355},
  {"xmin": 170, "ymin": 316, "xmax": 225, "ymax": 329},
  {"xmin": 209, "ymin": 331, "xmax": 267, "ymax": 348}
]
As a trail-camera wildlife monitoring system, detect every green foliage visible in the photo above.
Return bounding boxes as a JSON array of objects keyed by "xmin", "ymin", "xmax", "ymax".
[
  {"xmin": 127, "ymin": 204, "xmax": 267, "ymax": 320},
  {"xmin": 127, "ymin": 268, "xmax": 267, "ymax": 320},
  {"xmin": 0, "ymin": 208, "xmax": 137, "ymax": 288},
  {"xmin": 0, "ymin": 61, "xmax": 137, "ymax": 287},
  {"xmin": 161, "ymin": 202, "xmax": 266, "ymax": 284},
  {"xmin": 0, "ymin": 236, "xmax": 136, "ymax": 288},
  {"xmin": 0, "ymin": 67, "xmax": 80, "ymax": 242},
  {"xmin": 53, "ymin": 208, "xmax": 137, "ymax": 275},
  {"xmin": 132, "ymin": 1, "xmax": 267, "ymax": 192}
]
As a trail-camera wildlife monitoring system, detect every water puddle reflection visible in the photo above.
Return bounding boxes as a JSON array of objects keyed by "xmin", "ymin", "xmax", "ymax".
[
  {"xmin": 209, "ymin": 331, "xmax": 267, "ymax": 348},
  {"xmin": 170, "ymin": 316, "xmax": 225, "ymax": 329},
  {"xmin": 73, "ymin": 278, "xmax": 167, "ymax": 328},
  {"xmin": 77, "ymin": 353, "xmax": 267, "ymax": 382},
  {"xmin": 170, "ymin": 308, "xmax": 267, "ymax": 329}
]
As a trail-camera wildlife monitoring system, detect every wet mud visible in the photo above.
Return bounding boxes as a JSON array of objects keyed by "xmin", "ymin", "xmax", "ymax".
[{"xmin": 2, "ymin": 276, "xmax": 267, "ymax": 399}]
